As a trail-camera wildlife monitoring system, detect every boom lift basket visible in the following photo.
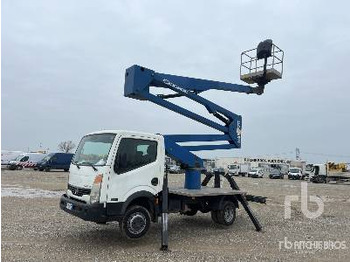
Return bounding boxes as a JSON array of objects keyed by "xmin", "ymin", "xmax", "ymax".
[{"xmin": 240, "ymin": 40, "xmax": 284, "ymax": 85}]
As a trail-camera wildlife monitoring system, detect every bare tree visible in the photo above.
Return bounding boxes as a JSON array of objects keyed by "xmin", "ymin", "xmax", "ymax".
[{"xmin": 58, "ymin": 141, "xmax": 76, "ymax": 153}]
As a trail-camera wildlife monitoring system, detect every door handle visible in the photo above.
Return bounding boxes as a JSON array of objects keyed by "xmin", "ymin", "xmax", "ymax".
[{"xmin": 151, "ymin": 177, "xmax": 159, "ymax": 186}]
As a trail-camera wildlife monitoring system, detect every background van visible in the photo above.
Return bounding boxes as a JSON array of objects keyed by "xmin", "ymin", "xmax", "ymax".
[
  {"xmin": 36, "ymin": 153, "xmax": 74, "ymax": 172},
  {"xmin": 8, "ymin": 153, "xmax": 47, "ymax": 170}
]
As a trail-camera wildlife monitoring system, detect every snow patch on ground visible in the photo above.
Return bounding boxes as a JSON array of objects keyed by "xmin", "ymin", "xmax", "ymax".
[{"xmin": 1, "ymin": 185, "xmax": 64, "ymax": 198}]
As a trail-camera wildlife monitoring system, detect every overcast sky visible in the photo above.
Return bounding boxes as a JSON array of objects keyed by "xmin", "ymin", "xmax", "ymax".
[{"xmin": 2, "ymin": 0, "xmax": 350, "ymax": 163}]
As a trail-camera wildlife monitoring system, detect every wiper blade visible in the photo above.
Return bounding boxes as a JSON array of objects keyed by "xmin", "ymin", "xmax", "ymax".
[
  {"xmin": 72, "ymin": 161, "xmax": 80, "ymax": 169},
  {"xmin": 78, "ymin": 161, "xmax": 97, "ymax": 171},
  {"xmin": 87, "ymin": 163, "xmax": 97, "ymax": 171}
]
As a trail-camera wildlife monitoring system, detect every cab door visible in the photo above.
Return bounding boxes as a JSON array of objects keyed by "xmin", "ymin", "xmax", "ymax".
[{"xmin": 107, "ymin": 136, "xmax": 163, "ymax": 203}]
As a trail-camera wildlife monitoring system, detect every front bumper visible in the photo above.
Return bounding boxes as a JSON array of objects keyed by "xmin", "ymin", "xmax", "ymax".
[
  {"xmin": 288, "ymin": 175, "xmax": 301, "ymax": 180},
  {"xmin": 60, "ymin": 194, "xmax": 107, "ymax": 223},
  {"xmin": 270, "ymin": 174, "xmax": 282, "ymax": 178}
]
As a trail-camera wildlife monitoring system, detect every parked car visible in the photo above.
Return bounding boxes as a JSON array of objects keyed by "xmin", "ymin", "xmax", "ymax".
[
  {"xmin": 269, "ymin": 168, "xmax": 284, "ymax": 179},
  {"xmin": 168, "ymin": 164, "xmax": 181, "ymax": 174},
  {"xmin": 288, "ymin": 168, "xmax": 302, "ymax": 180},
  {"xmin": 36, "ymin": 153, "xmax": 74, "ymax": 172},
  {"xmin": 249, "ymin": 168, "xmax": 264, "ymax": 178},
  {"xmin": 8, "ymin": 153, "xmax": 47, "ymax": 170}
]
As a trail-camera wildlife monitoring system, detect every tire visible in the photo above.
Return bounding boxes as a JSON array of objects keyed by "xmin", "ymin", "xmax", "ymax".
[
  {"xmin": 17, "ymin": 165, "xmax": 23, "ymax": 170},
  {"xmin": 45, "ymin": 167, "xmax": 51, "ymax": 172},
  {"xmin": 39, "ymin": 168, "xmax": 44, "ymax": 171},
  {"xmin": 119, "ymin": 205, "xmax": 151, "ymax": 239},
  {"xmin": 211, "ymin": 210, "xmax": 219, "ymax": 223},
  {"xmin": 64, "ymin": 169, "xmax": 69, "ymax": 172},
  {"xmin": 216, "ymin": 201, "xmax": 236, "ymax": 226}
]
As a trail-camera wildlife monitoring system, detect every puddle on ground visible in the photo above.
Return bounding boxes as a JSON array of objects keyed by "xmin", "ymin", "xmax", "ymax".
[{"xmin": 1, "ymin": 185, "xmax": 64, "ymax": 198}]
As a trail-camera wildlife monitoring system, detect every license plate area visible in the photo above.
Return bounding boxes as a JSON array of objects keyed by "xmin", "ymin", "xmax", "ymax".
[{"xmin": 66, "ymin": 202, "xmax": 73, "ymax": 210}]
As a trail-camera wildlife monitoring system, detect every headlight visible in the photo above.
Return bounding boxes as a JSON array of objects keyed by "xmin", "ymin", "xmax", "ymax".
[{"xmin": 90, "ymin": 174, "xmax": 103, "ymax": 204}]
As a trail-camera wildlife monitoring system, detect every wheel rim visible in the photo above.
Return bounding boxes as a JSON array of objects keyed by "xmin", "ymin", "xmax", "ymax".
[
  {"xmin": 224, "ymin": 206, "xmax": 234, "ymax": 223},
  {"xmin": 127, "ymin": 212, "xmax": 147, "ymax": 235}
]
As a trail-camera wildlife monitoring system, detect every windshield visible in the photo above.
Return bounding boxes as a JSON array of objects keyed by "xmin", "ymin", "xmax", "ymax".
[
  {"xmin": 73, "ymin": 133, "xmax": 116, "ymax": 166},
  {"xmin": 305, "ymin": 165, "xmax": 313, "ymax": 171},
  {"xmin": 14, "ymin": 154, "xmax": 29, "ymax": 162},
  {"xmin": 41, "ymin": 153, "xmax": 54, "ymax": 162},
  {"xmin": 250, "ymin": 168, "xmax": 258, "ymax": 172},
  {"xmin": 290, "ymin": 168, "xmax": 300, "ymax": 173},
  {"xmin": 14, "ymin": 155, "xmax": 25, "ymax": 161}
]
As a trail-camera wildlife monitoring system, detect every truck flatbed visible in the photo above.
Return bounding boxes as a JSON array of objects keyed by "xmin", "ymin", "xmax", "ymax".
[{"xmin": 169, "ymin": 186, "xmax": 246, "ymax": 197}]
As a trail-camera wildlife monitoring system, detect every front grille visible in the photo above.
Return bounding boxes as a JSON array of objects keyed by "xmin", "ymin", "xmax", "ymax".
[{"xmin": 68, "ymin": 184, "xmax": 91, "ymax": 197}]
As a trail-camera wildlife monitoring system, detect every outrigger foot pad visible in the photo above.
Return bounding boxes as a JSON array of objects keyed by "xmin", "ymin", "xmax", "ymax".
[{"xmin": 160, "ymin": 245, "xmax": 169, "ymax": 251}]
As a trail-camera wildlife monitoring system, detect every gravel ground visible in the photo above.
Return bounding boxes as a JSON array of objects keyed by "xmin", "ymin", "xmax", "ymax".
[{"xmin": 2, "ymin": 169, "xmax": 350, "ymax": 262}]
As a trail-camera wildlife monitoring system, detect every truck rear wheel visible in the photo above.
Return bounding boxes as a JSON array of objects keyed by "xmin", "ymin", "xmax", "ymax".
[
  {"xmin": 216, "ymin": 201, "xmax": 236, "ymax": 226},
  {"xmin": 120, "ymin": 205, "xmax": 151, "ymax": 239},
  {"xmin": 211, "ymin": 210, "xmax": 219, "ymax": 223}
]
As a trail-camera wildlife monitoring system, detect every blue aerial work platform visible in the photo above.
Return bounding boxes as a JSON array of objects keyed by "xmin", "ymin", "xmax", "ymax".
[
  {"xmin": 124, "ymin": 39, "xmax": 283, "ymax": 190},
  {"xmin": 124, "ymin": 40, "xmax": 283, "ymax": 250}
]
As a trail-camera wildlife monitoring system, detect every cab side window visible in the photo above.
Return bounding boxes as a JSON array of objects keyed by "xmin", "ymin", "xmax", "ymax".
[
  {"xmin": 20, "ymin": 156, "xmax": 29, "ymax": 162},
  {"xmin": 114, "ymin": 138, "xmax": 157, "ymax": 174}
]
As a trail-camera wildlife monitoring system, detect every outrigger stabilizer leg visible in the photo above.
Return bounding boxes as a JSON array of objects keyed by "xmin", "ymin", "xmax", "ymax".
[
  {"xmin": 160, "ymin": 165, "xmax": 169, "ymax": 251},
  {"xmin": 202, "ymin": 171, "xmax": 263, "ymax": 231}
]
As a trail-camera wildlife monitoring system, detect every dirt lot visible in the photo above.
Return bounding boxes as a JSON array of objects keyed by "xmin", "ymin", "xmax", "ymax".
[{"xmin": 2, "ymin": 169, "xmax": 350, "ymax": 262}]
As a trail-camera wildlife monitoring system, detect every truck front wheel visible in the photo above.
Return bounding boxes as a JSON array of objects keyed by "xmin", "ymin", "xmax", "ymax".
[{"xmin": 120, "ymin": 205, "xmax": 151, "ymax": 239}]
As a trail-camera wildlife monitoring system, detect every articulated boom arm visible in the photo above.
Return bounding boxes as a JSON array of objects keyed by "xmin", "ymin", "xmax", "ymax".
[{"xmin": 124, "ymin": 65, "xmax": 263, "ymax": 170}]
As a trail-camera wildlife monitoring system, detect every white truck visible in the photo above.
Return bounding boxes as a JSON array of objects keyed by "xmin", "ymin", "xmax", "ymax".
[
  {"xmin": 60, "ymin": 41, "xmax": 282, "ymax": 246},
  {"xmin": 228, "ymin": 163, "xmax": 250, "ymax": 176},
  {"xmin": 310, "ymin": 163, "xmax": 350, "ymax": 183},
  {"xmin": 60, "ymin": 130, "xmax": 261, "ymax": 239}
]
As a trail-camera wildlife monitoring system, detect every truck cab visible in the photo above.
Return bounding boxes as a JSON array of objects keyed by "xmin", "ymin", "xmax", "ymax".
[
  {"xmin": 228, "ymin": 164, "xmax": 239, "ymax": 176},
  {"xmin": 288, "ymin": 167, "xmax": 303, "ymax": 180},
  {"xmin": 60, "ymin": 130, "xmax": 165, "ymax": 237},
  {"xmin": 309, "ymin": 164, "xmax": 328, "ymax": 183}
]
